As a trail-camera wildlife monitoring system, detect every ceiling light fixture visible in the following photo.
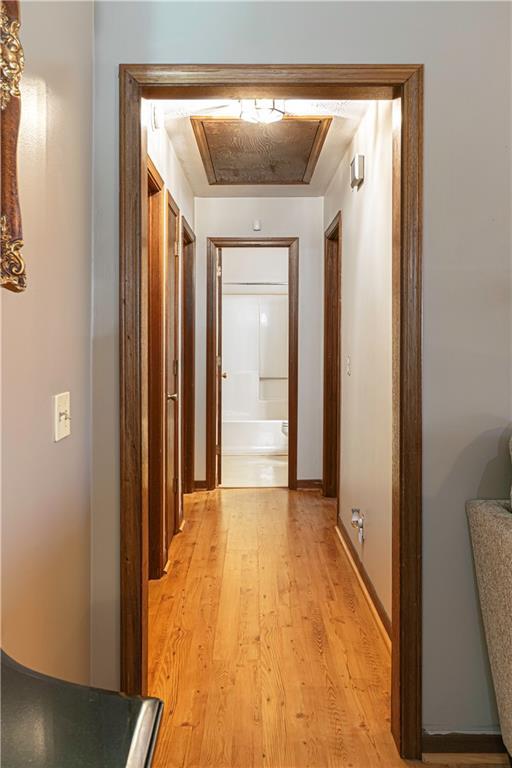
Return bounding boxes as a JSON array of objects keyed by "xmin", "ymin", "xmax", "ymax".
[{"xmin": 240, "ymin": 99, "xmax": 286, "ymax": 124}]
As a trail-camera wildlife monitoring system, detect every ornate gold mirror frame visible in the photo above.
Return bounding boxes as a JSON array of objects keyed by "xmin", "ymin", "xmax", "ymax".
[{"xmin": 1, "ymin": 0, "xmax": 25, "ymax": 292}]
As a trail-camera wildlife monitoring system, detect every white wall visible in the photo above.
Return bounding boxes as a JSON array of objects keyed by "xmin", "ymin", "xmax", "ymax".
[
  {"xmin": 222, "ymin": 247, "xmax": 288, "ymax": 284},
  {"xmin": 144, "ymin": 100, "xmax": 195, "ymax": 226},
  {"xmin": 194, "ymin": 197, "xmax": 324, "ymax": 481},
  {"xmin": 92, "ymin": 1, "xmax": 512, "ymax": 735},
  {"xmin": 2, "ymin": 1, "xmax": 93, "ymax": 684},
  {"xmin": 325, "ymin": 101, "xmax": 393, "ymax": 619}
]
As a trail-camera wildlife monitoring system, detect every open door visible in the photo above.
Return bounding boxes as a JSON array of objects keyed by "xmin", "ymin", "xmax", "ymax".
[
  {"xmin": 323, "ymin": 212, "xmax": 342, "ymax": 498},
  {"xmin": 166, "ymin": 192, "xmax": 181, "ymax": 537},
  {"xmin": 181, "ymin": 217, "xmax": 196, "ymax": 495},
  {"xmin": 215, "ymin": 247, "xmax": 223, "ymax": 487},
  {"xmin": 206, "ymin": 237, "xmax": 299, "ymax": 490},
  {"xmin": 147, "ymin": 158, "xmax": 166, "ymax": 579},
  {"xmin": 206, "ymin": 243, "xmax": 223, "ymax": 490},
  {"xmin": 147, "ymin": 174, "xmax": 182, "ymax": 579}
]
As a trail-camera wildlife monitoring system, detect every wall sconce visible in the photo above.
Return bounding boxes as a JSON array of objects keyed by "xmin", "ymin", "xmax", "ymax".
[
  {"xmin": 151, "ymin": 103, "xmax": 164, "ymax": 131},
  {"xmin": 350, "ymin": 154, "xmax": 365, "ymax": 189}
]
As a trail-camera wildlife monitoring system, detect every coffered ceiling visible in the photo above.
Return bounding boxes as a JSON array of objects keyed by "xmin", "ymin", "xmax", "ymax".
[
  {"xmin": 190, "ymin": 116, "xmax": 332, "ymax": 186},
  {"xmin": 160, "ymin": 100, "xmax": 371, "ymax": 198}
]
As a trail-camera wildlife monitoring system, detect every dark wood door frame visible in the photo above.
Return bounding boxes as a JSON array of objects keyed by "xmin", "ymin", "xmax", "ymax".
[
  {"xmin": 205, "ymin": 237, "xmax": 299, "ymax": 491},
  {"xmin": 120, "ymin": 64, "xmax": 423, "ymax": 760},
  {"xmin": 181, "ymin": 216, "xmax": 196, "ymax": 495},
  {"xmin": 323, "ymin": 212, "xmax": 342, "ymax": 498},
  {"xmin": 166, "ymin": 191, "xmax": 181, "ymax": 536},
  {"xmin": 212, "ymin": 244, "xmax": 223, "ymax": 487},
  {"xmin": 146, "ymin": 156, "xmax": 166, "ymax": 581}
]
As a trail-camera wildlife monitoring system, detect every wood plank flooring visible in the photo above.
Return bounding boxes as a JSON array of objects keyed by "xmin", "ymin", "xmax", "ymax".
[{"xmin": 148, "ymin": 489, "xmax": 505, "ymax": 768}]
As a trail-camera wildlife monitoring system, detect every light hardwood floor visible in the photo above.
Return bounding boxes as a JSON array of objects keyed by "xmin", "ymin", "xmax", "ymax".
[
  {"xmin": 221, "ymin": 454, "xmax": 288, "ymax": 488},
  {"xmin": 148, "ymin": 489, "xmax": 506, "ymax": 768}
]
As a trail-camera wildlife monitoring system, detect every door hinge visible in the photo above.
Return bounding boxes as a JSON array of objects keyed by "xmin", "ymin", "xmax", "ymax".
[
  {"xmin": 216, "ymin": 355, "xmax": 221, "ymax": 368},
  {"xmin": 173, "ymin": 477, "xmax": 179, "ymax": 494},
  {"xmin": 215, "ymin": 445, "xmax": 221, "ymax": 456},
  {"xmin": 174, "ymin": 240, "xmax": 179, "ymax": 257},
  {"xmin": 173, "ymin": 359, "xmax": 179, "ymax": 376},
  {"xmin": 216, "ymin": 263, "xmax": 222, "ymax": 277}
]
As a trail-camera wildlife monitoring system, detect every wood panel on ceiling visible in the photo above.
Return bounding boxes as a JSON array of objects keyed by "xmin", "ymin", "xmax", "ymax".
[{"xmin": 191, "ymin": 116, "xmax": 331, "ymax": 185}]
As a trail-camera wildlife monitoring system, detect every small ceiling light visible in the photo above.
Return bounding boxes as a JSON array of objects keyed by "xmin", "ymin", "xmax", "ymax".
[{"xmin": 240, "ymin": 99, "xmax": 285, "ymax": 124}]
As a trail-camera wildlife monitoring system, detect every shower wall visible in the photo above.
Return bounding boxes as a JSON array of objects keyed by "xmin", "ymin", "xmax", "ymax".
[
  {"xmin": 222, "ymin": 293, "xmax": 288, "ymax": 421},
  {"xmin": 222, "ymin": 248, "xmax": 288, "ymax": 456}
]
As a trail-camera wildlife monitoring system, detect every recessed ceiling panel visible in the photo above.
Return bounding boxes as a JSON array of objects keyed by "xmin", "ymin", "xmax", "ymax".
[{"xmin": 191, "ymin": 117, "xmax": 332, "ymax": 185}]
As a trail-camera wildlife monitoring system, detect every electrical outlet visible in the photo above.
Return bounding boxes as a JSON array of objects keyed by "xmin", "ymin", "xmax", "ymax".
[{"xmin": 351, "ymin": 507, "xmax": 365, "ymax": 544}]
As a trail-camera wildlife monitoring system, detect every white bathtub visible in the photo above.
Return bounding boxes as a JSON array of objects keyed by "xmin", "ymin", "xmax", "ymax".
[{"xmin": 222, "ymin": 419, "xmax": 288, "ymax": 456}]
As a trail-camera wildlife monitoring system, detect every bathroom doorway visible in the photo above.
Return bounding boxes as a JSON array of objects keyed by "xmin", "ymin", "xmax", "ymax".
[
  {"xmin": 222, "ymin": 247, "xmax": 288, "ymax": 487},
  {"xmin": 206, "ymin": 237, "xmax": 299, "ymax": 490}
]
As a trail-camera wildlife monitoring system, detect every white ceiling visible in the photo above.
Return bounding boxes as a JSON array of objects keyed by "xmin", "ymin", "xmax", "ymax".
[{"xmin": 157, "ymin": 100, "xmax": 371, "ymax": 198}]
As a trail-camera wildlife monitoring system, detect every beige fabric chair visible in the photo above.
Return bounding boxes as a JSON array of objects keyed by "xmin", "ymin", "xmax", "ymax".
[{"xmin": 467, "ymin": 486, "xmax": 512, "ymax": 755}]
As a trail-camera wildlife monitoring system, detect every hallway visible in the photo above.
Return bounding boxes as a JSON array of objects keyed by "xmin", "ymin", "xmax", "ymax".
[{"xmin": 148, "ymin": 488, "xmax": 401, "ymax": 767}]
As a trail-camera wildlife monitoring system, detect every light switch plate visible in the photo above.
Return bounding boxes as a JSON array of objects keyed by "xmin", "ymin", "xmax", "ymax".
[{"xmin": 54, "ymin": 392, "xmax": 71, "ymax": 442}]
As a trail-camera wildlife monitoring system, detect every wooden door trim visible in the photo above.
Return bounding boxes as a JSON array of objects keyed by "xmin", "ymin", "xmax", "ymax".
[
  {"xmin": 323, "ymin": 211, "xmax": 342, "ymax": 498},
  {"xmin": 166, "ymin": 192, "xmax": 181, "ymax": 534},
  {"xmin": 146, "ymin": 156, "xmax": 166, "ymax": 581},
  {"xmin": 147, "ymin": 155, "xmax": 164, "ymax": 191},
  {"xmin": 181, "ymin": 216, "xmax": 196, "ymax": 494},
  {"xmin": 287, "ymin": 239, "xmax": 299, "ymax": 491},
  {"xmin": 216, "ymin": 249, "xmax": 223, "ymax": 487},
  {"xmin": 205, "ymin": 239, "xmax": 218, "ymax": 491},
  {"xmin": 206, "ymin": 237, "xmax": 299, "ymax": 491},
  {"xmin": 167, "ymin": 190, "xmax": 179, "ymax": 218},
  {"xmin": 391, "ymin": 78, "xmax": 423, "ymax": 757},
  {"xmin": 120, "ymin": 63, "xmax": 148, "ymax": 696},
  {"xmin": 119, "ymin": 64, "xmax": 423, "ymax": 759}
]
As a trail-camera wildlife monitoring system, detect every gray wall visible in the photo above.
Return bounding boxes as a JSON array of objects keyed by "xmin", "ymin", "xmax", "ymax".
[
  {"xmin": 91, "ymin": 1, "xmax": 511, "ymax": 733},
  {"xmin": 1, "ymin": 1, "xmax": 93, "ymax": 684}
]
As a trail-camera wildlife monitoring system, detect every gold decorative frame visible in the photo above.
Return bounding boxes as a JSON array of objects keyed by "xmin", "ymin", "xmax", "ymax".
[{"xmin": 1, "ymin": 0, "xmax": 25, "ymax": 291}]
